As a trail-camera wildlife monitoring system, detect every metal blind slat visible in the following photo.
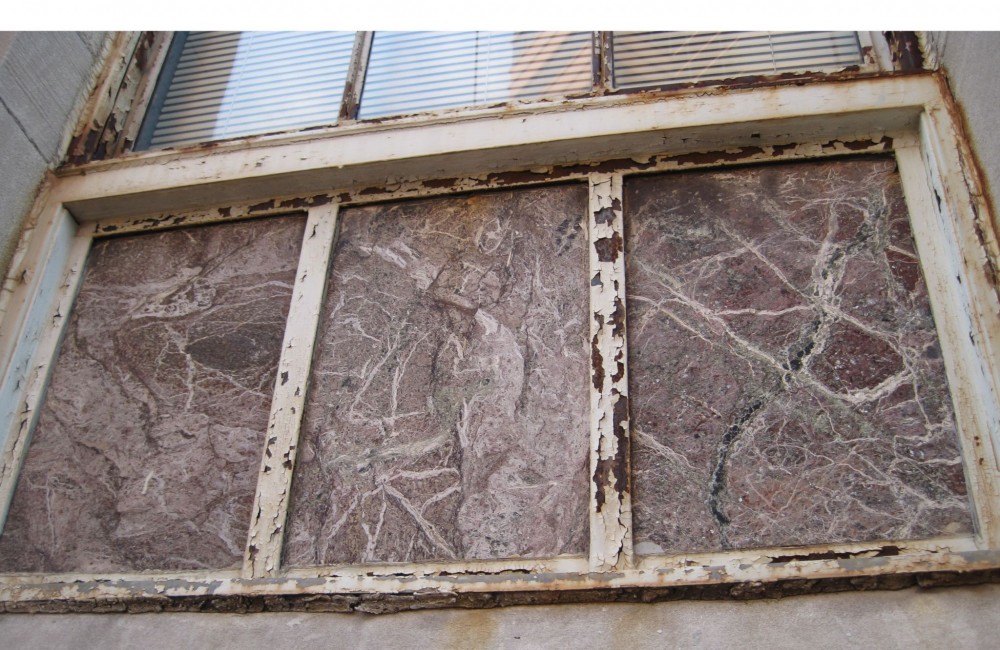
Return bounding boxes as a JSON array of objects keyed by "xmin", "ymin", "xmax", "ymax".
[
  {"xmin": 144, "ymin": 30, "xmax": 864, "ymax": 148},
  {"xmin": 358, "ymin": 31, "xmax": 593, "ymax": 119},
  {"xmin": 612, "ymin": 31, "xmax": 862, "ymax": 88},
  {"xmin": 149, "ymin": 31, "xmax": 354, "ymax": 148}
]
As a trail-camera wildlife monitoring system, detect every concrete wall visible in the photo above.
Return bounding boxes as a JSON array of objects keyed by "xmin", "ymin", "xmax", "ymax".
[
  {"xmin": 0, "ymin": 31, "xmax": 106, "ymax": 276},
  {"xmin": 1, "ymin": 32, "xmax": 999, "ymax": 647}
]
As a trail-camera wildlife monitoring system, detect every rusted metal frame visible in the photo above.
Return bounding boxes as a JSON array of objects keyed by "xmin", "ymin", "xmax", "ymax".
[
  {"xmin": 115, "ymin": 32, "xmax": 175, "ymax": 155},
  {"xmin": 0, "ymin": 538, "xmax": 994, "ymax": 606},
  {"xmin": 895, "ymin": 110, "xmax": 1000, "ymax": 548},
  {"xmin": 0, "ymin": 209, "xmax": 91, "ymax": 531},
  {"xmin": 859, "ymin": 31, "xmax": 895, "ymax": 72},
  {"xmin": 82, "ymin": 137, "xmax": 899, "ymax": 239},
  {"xmin": 243, "ymin": 203, "xmax": 341, "ymax": 579},
  {"xmin": 0, "ymin": 535, "xmax": 972, "ymax": 588},
  {"xmin": 588, "ymin": 173, "xmax": 633, "ymax": 572},
  {"xmin": 882, "ymin": 32, "xmax": 925, "ymax": 72},
  {"xmin": 338, "ymin": 32, "xmax": 374, "ymax": 122},
  {"xmin": 592, "ymin": 32, "xmax": 614, "ymax": 93},
  {"xmin": 65, "ymin": 32, "xmax": 141, "ymax": 164},
  {"xmin": 66, "ymin": 32, "xmax": 173, "ymax": 164}
]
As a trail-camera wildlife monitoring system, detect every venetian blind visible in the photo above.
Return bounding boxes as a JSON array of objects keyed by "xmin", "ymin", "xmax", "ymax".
[
  {"xmin": 358, "ymin": 31, "xmax": 594, "ymax": 119},
  {"xmin": 147, "ymin": 31, "xmax": 355, "ymax": 148},
  {"xmin": 612, "ymin": 31, "xmax": 863, "ymax": 88}
]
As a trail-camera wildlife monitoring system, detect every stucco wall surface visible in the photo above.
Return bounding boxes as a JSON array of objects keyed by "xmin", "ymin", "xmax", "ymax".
[
  {"xmin": 1, "ymin": 584, "xmax": 999, "ymax": 649},
  {"xmin": 0, "ymin": 31, "xmax": 106, "ymax": 276}
]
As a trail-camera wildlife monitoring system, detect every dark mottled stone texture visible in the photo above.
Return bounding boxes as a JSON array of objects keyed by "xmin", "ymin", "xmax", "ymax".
[
  {"xmin": 626, "ymin": 158, "xmax": 973, "ymax": 554},
  {"xmin": 284, "ymin": 185, "xmax": 590, "ymax": 566},
  {"xmin": 0, "ymin": 216, "xmax": 305, "ymax": 572}
]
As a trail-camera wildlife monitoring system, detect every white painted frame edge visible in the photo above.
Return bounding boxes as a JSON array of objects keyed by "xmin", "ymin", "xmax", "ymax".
[{"xmin": 0, "ymin": 73, "xmax": 998, "ymax": 603}]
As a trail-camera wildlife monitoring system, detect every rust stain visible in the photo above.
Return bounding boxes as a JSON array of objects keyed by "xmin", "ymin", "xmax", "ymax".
[
  {"xmin": 278, "ymin": 194, "xmax": 333, "ymax": 209},
  {"xmin": 248, "ymin": 199, "xmax": 276, "ymax": 213},
  {"xmin": 609, "ymin": 297, "xmax": 626, "ymax": 338},
  {"xmin": 883, "ymin": 32, "xmax": 924, "ymax": 72},
  {"xmin": 591, "ymin": 332, "xmax": 604, "ymax": 392},
  {"xmin": 588, "ymin": 394, "xmax": 630, "ymax": 513},
  {"xmin": 594, "ymin": 232, "xmax": 623, "ymax": 263}
]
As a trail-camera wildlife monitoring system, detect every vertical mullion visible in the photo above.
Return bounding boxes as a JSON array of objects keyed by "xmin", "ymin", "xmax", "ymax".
[
  {"xmin": 339, "ymin": 31, "xmax": 374, "ymax": 121},
  {"xmin": 588, "ymin": 173, "xmax": 633, "ymax": 571},
  {"xmin": 593, "ymin": 31, "xmax": 614, "ymax": 92},
  {"xmin": 243, "ymin": 204, "xmax": 340, "ymax": 579}
]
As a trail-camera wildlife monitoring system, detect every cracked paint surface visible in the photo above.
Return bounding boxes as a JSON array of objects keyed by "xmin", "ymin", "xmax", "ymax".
[
  {"xmin": 283, "ymin": 185, "xmax": 590, "ymax": 566},
  {"xmin": 625, "ymin": 157, "xmax": 973, "ymax": 553},
  {"xmin": 0, "ymin": 217, "xmax": 305, "ymax": 572}
]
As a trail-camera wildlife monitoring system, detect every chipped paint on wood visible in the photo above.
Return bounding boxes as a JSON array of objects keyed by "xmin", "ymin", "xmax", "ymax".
[
  {"xmin": 66, "ymin": 32, "xmax": 170, "ymax": 164},
  {"xmin": 52, "ymin": 75, "xmax": 939, "ymax": 222},
  {"xmin": 895, "ymin": 104, "xmax": 1000, "ymax": 547},
  {"xmin": 244, "ymin": 204, "xmax": 340, "ymax": 578},
  {"xmin": 0, "ymin": 539, "xmax": 997, "ymax": 613},
  {"xmin": 83, "ymin": 137, "xmax": 895, "ymax": 240},
  {"xmin": 0, "ymin": 223, "xmax": 90, "ymax": 530},
  {"xmin": 588, "ymin": 173, "xmax": 633, "ymax": 572}
]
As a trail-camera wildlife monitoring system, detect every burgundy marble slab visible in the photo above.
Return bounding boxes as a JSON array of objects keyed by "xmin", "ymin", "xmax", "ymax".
[
  {"xmin": 625, "ymin": 158, "xmax": 973, "ymax": 553},
  {"xmin": 0, "ymin": 216, "xmax": 305, "ymax": 572},
  {"xmin": 283, "ymin": 185, "xmax": 590, "ymax": 566}
]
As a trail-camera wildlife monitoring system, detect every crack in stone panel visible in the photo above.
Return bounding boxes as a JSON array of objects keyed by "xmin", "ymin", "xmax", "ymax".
[
  {"xmin": 283, "ymin": 185, "xmax": 590, "ymax": 567},
  {"xmin": 0, "ymin": 216, "xmax": 306, "ymax": 572},
  {"xmin": 626, "ymin": 157, "xmax": 974, "ymax": 554}
]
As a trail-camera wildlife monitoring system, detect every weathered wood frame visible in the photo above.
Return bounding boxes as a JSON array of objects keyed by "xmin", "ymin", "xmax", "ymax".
[{"xmin": 1, "ymin": 74, "xmax": 999, "ymax": 609}]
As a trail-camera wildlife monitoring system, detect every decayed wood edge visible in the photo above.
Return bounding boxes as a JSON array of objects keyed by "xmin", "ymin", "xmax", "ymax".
[
  {"xmin": 113, "ymin": 32, "xmax": 174, "ymax": 156},
  {"xmin": 896, "ymin": 112, "xmax": 1000, "ymax": 548},
  {"xmin": 82, "ymin": 136, "xmax": 901, "ymax": 239},
  {"xmin": 243, "ymin": 204, "xmax": 341, "ymax": 579},
  {"xmin": 64, "ymin": 33, "xmax": 142, "ymax": 164},
  {"xmin": 1, "ymin": 537, "xmax": 998, "ymax": 614},
  {"xmin": 588, "ymin": 173, "xmax": 633, "ymax": 572},
  {"xmin": 0, "ymin": 218, "xmax": 91, "ymax": 531}
]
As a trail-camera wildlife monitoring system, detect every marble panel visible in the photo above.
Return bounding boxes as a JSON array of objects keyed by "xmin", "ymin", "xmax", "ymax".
[
  {"xmin": 283, "ymin": 185, "xmax": 590, "ymax": 566},
  {"xmin": 0, "ymin": 216, "xmax": 305, "ymax": 572},
  {"xmin": 626, "ymin": 158, "xmax": 973, "ymax": 553}
]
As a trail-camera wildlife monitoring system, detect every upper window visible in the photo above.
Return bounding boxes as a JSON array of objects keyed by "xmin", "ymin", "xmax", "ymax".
[{"xmin": 137, "ymin": 31, "xmax": 865, "ymax": 150}]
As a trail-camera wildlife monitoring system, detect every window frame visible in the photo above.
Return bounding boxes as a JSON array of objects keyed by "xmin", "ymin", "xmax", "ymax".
[
  {"xmin": 128, "ymin": 30, "xmax": 884, "ymax": 153},
  {"xmin": 1, "ymin": 71, "xmax": 999, "ymax": 611}
]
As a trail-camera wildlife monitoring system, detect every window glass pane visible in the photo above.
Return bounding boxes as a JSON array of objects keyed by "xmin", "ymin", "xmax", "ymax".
[
  {"xmin": 612, "ymin": 31, "xmax": 863, "ymax": 88},
  {"xmin": 284, "ymin": 185, "xmax": 590, "ymax": 566},
  {"xmin": 147, "ymin": 31, "xmax": 355, "ymax": 149},
  {"xmin": 626, "ymin": 158, "xmax": 973, "ymax": 554},
  {"xmin": 0, "ymin": 216, "xmax": 305, "ymax": 572},
  {"xmin": 359, "ymin": 31, "xmax": 593, "ymax": 119}
]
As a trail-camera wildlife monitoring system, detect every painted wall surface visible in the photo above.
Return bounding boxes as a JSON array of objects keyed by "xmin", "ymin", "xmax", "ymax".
[{"xmin": 0, "ymin": 32, "xmax": 999, "ymax": 646}]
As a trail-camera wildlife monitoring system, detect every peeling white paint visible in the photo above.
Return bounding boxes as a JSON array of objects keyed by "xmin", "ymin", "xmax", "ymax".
[{"xmin": 244, "ymin": 204, "xmax": 340, "ymax": 578}]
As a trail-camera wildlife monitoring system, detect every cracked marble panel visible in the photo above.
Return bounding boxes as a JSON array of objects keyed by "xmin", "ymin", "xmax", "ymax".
[
  {"xmin": 0, "ymin": 216, "xmax": 305, "ymax": 572},
  {"xmin": 283, "ymin": 185, "xmax": 590, "ymax": 566},
  {"xmin": 626, "ymin": 158, "xmax": 973, "ymax": 553}
]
